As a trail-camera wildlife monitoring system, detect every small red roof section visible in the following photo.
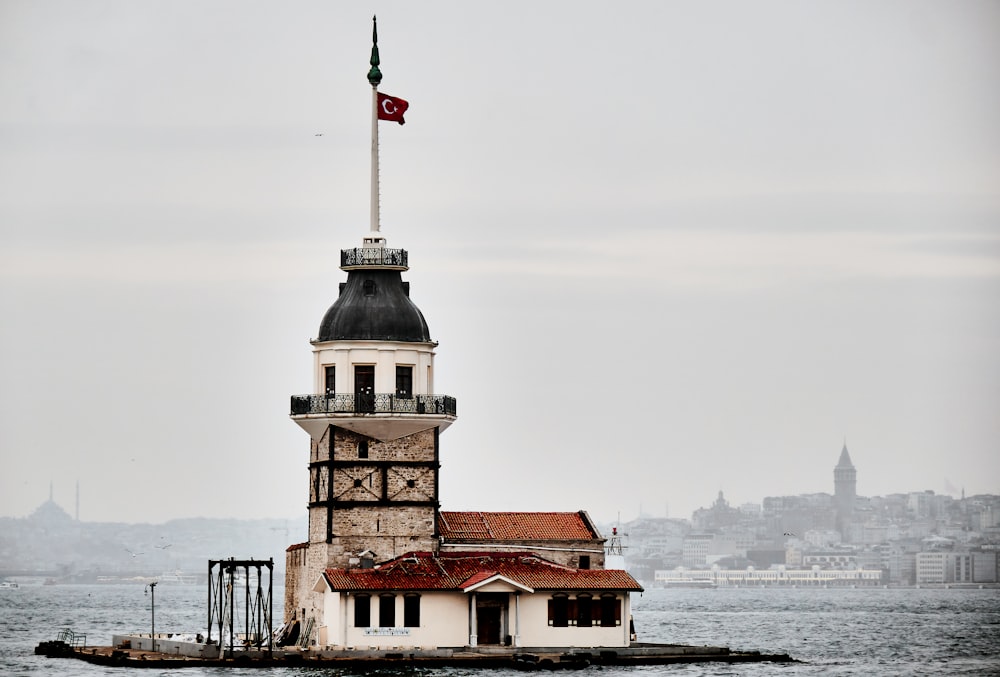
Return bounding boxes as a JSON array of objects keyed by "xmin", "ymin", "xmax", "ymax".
[
  {"xmin": 439, "ymin": 511, "xmax": 600, "ymax": 541},
  {"xmin": 320, "ymin": 551, "xmax": 642, "ymax": 593}
]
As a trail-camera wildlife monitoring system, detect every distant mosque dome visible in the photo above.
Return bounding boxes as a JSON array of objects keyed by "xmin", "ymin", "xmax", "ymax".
[{"xmin": 317, "ymin": 268, "xmax": 431, "ymax": 343}]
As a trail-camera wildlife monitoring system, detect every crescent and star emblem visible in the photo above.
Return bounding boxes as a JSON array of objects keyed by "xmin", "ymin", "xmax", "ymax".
[{"xmin": 381, "ymin": 99, "xmax": 397, "ymax": 115}]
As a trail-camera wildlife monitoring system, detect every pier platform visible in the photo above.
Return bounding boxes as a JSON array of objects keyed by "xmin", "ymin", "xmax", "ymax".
[{"xmin": 36, "ymin": 638, "xmax": 795, "ymax": 670}]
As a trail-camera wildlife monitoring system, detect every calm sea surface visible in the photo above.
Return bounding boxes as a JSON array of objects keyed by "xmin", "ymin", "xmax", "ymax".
[{"xmin": 1, "ymin": 583, "xmax": 998, "ymax": 676}]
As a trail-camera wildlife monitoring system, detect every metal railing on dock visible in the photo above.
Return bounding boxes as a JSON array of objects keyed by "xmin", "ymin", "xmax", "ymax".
[{"xmin": 57, "ymin": 628, "xmax": 86, "ymax": 649}]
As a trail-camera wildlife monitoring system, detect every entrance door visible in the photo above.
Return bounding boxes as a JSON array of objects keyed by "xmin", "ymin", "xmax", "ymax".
[
  {"xmin": 476, "ymin": 593, "xmax": 507, "ymax": 645},
  {"xmin": 355, "ymin": 366, "xmax": 375, "ymax": 413}
]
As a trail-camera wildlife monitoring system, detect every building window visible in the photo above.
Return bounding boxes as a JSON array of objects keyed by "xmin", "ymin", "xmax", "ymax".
[
  {"xmin": 396, "ymin": 366, "xmax": 413, "ymax": 399},
  {"xmin": 358, "ymin": 440, "xmax": 368, "ymax": 459},
  {"xmin": 578, "ymin": 555, "xmax": 590, "ymax": 570},
  {"xmin": 404, "ymin": 594, "xmax": 420, "ymax": 627},
  {"xmin": 363, "ymin": 280, "xmax": 376, "ymax": 296},
  {"xmin": 379, "ymin": 594, "xmax": 395, "ymax": 627},
  {"xmin": 576, "ymin": 594, "xmax": 593, "ymax": 627},
  {"xmin": 325, "ymin": 366, "xmax": 335, "ymax": 396},
  {"xmin": 599, "ymin": 594, "xmax": 620, "ymax": 627},
  {"xmin": 354, "ymin": 594, "xmax": 371, "ymax": 627},
  {"xmin": 548, "ymin": 593, "xmax": 569, "ymax": 627}
]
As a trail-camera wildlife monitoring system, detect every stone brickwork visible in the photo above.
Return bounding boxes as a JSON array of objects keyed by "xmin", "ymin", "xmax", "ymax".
[{"xmin": 289, "ymin": 425, "xmax": 442, "ymax": 626}]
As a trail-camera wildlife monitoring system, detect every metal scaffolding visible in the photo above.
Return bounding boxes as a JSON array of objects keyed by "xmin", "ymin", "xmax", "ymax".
[{"xmin": 207, "ymin": 558, "xmax": 274, "ymax": 657}]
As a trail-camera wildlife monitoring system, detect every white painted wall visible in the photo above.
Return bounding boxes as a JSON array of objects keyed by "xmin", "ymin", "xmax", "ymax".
[
  {"xmin": 311, "ymin": 340, "xmax": 437, "ymax": 395},
  {"xmin": 318, "ymin": 591, "xmax": 470, "ymax": 649},
  {"xmin": 316, "ymin": 590, "xmax": 634, "ymax": 650},
  {"xmin": 516, "ymin": 594, "xmax": 631, "ymax": 648}
]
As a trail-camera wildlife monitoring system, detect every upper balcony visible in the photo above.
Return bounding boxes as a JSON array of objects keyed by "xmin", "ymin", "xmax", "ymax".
[
  {"xmin": 291, "ymin": 393, "xmax": 456, "ymax": 417},
  {"xmin": 340, "ymin": 247, "xmax": 408, "ymax": 271},
  {"xmin": 289, "ymin": 392, "xmax": 457, "ymax": 442}
]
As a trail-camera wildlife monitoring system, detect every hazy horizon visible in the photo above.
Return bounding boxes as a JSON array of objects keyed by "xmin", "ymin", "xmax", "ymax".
[{"xmin": 2, "ymin": 1, "xmax": 998, "ymax": 524}]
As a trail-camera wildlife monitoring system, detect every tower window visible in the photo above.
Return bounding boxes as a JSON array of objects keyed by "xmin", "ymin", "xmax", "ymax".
[
  {"xmin": 363, "ymin": 280, "xmax": 376, "ymax": 296},
  {"xmin": 324, "ymin": 366, "xmax": 335, "ymax": 396},
  {"xmin": 579, "ymin": 555, "xmax": 591, "ymax": 570},
  {"xmin": 406, "ymin": 479, "xmax": 415, "ymax": 488},
  {"xmin": 358, "ymin": 440, "xmax": 368, "ymax": 459},
  {"xmin": 396, "ymin": 366, "xmax": 413, "ymax": 399},
  {"xmin": 379, "ymin": 594, "xmax": 395, "ymax": 627}
]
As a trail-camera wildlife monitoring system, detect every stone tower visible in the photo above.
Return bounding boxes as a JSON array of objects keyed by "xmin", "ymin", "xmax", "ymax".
[
  {"xmin": 833, "ymin": 442, "xmax": 857, "ymax": 539},
  {"xmin": 284, "ymin": 234, "xmax": 457, "ymax": 623}
]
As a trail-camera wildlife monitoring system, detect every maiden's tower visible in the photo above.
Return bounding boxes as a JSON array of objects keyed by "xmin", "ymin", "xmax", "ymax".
[{"xmin": 281, "ymin": 19, "xmax": 641, "ymax": 651}]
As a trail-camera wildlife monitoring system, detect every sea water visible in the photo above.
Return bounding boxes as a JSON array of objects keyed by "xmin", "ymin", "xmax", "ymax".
[{"xmin": 1, "ymin": 583, "xmax": 998, "ymax": 675}]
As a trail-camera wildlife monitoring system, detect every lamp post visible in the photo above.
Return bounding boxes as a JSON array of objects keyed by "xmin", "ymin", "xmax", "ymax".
[{"xmin": 145, "ymin": 581, "xmax": 157, "ymax": 652}]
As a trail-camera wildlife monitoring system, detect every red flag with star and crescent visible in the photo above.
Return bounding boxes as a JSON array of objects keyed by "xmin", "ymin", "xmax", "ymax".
[{"xmin": 377, "ymin": 92, "xmax": 408, "ymax": 125}]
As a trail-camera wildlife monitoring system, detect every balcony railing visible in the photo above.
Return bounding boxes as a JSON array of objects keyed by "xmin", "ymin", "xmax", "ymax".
[
  {"xmin": 340, "ymin": 248, "xmax": 408, "ymax": 268},
  {"xmin": 290, "ymin": 393, "xmax": 457, "ymax": 417}
]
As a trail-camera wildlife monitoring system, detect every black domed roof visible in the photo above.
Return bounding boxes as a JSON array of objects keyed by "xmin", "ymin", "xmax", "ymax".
[{"xmin": 317, "ymin": 268, "xmax": 431, "ymax": 342}]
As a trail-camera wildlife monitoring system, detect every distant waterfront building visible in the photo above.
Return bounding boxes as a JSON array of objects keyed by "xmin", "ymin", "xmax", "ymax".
[
  {"xmin": 834, "ymin": 442, "xmax": 857, "ymax": 539},
  {"xmin": 654, "ymin": 565, "xmax": 882, "ymax": 587}
]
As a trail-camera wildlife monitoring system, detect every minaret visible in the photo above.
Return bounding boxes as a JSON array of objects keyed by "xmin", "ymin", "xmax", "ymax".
[
  {"xmin": 834, "ymin": 441, "xmax": 857, "ymax": 539},
  {"xmin": 284, "ymin": 17, "xmax": 457, "ymax": 628}
]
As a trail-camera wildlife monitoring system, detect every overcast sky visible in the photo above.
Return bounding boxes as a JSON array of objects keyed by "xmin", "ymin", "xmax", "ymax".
[{"xmin": 1, "ymin": 1, "xmax": 998, "ymax": 526}]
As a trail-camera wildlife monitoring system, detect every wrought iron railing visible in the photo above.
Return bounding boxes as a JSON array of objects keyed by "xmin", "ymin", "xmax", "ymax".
[
  {"xmin": 340, "ymin": 248, "xmax": 408, "ymax": 268},
  {"xmin": 290, "ymin": 393, "xmax": 457, "ymax": 417}
]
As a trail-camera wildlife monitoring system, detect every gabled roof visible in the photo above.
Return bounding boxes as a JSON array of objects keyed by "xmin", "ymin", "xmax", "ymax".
[
  {"xmin": 319, "ymin": 551, "xmax": 642, "ymax": 593},
  {"xmin": 439, "ymin": 511, "xmax": 600, "ymax": 541}
]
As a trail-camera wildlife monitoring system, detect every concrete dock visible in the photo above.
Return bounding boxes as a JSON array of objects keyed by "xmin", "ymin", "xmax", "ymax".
[{"xmin": 37, "ymin": 638, "xmax": 796, "ymax": 670}]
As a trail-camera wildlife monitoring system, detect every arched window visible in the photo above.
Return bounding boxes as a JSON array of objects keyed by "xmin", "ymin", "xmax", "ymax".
[
  {"xmin": 353, "ymin": 594, "xmax": 371, "ymax": 628},
  {"xmin": 379, "ymin": 594, "xmax": 396, "ymax": 628},
  {"xmin": 599, "ymin": 594, "xmax": 620, "ymax": 627},
  {"xmin": 548, "ymin": 593, "xmax": 569, "ymax": 627},
  {"xmin": 404, "ymin": 593, "xmax": 421, "ymax": 627}
]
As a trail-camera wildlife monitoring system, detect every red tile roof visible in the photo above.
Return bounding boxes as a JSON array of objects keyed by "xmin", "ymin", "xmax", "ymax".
[
  {"xmin": 321, "ymin": 552, "xmax": 642, "ymax": 593},
  {"xmin": 439, "ymin": 511, "xmax": 600, "ymax": 541}
]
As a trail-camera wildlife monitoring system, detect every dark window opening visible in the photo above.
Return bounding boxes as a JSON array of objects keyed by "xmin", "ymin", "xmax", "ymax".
[
  {"xmin": 354, "ymin": 594, "xmax": 371, "ymax": 627},
  {"xmin": 379, "ymin": 594, "xmax": 395, "ymax": 627},
  {"xmin": 353, "ymin": 479, "xmax": 362, "ymax": 488},
  {"xmin": 600, "ymin": 594, "xmax": 620, "ymax": 627},
  {"xmin": 404, "ymin": 594, "xmax": 420, "ymax": 627},
  {"xmin": 576, "ymin": 594, "xmax": 593, "ymax": 627},
  {"xmin": 395, "ymin": 366, "xmax": 413, "ymax": 399},
  {"xmin": 324, "ymin": 366, "xmax": 335, "ymax": 396},
  {"xmin": 406, "ymin": 479, "xmax": 415, "ymax": 488},
  {"xmin": 363, "ymin": 280, "xmax": 376, "ymax": 296},
  {"xmin": 579, "ymin": 555, "xmax": 591, "ymax": 570},
  {"xmin": 358, "ymin": 440, "xmax": 368, "ymax": 458},
  {"xmin": 355, "ymin": 365, "xmax": 375, "ymax": 413},
  {"xmin": 548, "ymin": 593, "xmax": 569, "ymax": 627}
]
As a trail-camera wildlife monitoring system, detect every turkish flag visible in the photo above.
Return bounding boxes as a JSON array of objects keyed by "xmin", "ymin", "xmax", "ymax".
[{"xmin": 377, "ymin": 93, "xmax": 409, "ymax": 125}]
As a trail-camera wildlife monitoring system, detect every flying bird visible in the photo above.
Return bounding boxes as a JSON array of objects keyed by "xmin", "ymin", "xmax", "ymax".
[
  {"xmin": 124, "ymin": 548, "xmax": 143, "ymax": 558},
  {"xmin": 783, "ymin": 532, "xmax": 796, "ymax": 537}
]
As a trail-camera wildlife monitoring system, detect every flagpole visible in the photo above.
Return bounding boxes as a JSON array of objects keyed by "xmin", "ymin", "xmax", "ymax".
[{"xmin": 368, "ymin": 16, "xmax": 382, "ymax": 236}]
